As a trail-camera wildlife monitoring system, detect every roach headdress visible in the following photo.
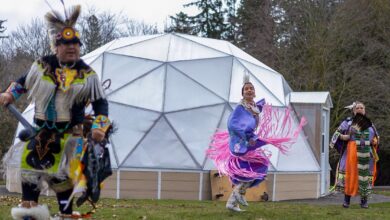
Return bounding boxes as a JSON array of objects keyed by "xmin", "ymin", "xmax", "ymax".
[{"xmin": 45, "ymin": 2, "xmax": 81, "ymax": 53}]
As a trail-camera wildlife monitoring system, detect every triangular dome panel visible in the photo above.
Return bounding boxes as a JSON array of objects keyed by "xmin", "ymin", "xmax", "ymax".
[
  {"xmin": 229, "ymin": 103, "xmax": 238, "ymax": 110},
  {"xmin": 164, "ymin": 66, "xmax": 224, "ymax": 112},
  {"xmin": 228, "ymin": 43, "xmax": 275, "ymax": 72},
  {"xmin": 167, "ymin": 35, "xmax": 229, "ymax": 61},
  {"xmin": 239, "ymin": 58, "xmax": 285, "ymax": 104},
  {"xmin": 88, "ymin": 55, "xmax": 103, "ymax": 79},
  {"xmin": 122, "ymin": 117, "xmax": 199, "ymax": 169},
  {"xmin": 109, "ymin": 103, "xmax": 160, "ymax": 164},
  {"xmin": 82, "ymin": 40, "xmax": 116, "ymax": 60},
  {"xmin": 176, "ymin": 34, "xmax": 232, "ymax": 55},
  {"xmin": 217, "ymin": 106, "xmax": 232, "ymax": 130},
  {"xmin": 106, "ymin": 35, "xmax": 163, "ymax": 51},
  {"xmin": 165, "ymin": 104, "xmax": 225, "ymax": 165},
  {"xmin": 109, "ymin": 34, "xmax": 171, "ymax": 61},
  {"xmin": 276, "ymin": 130, "xmax": 320, "ymax": 171},
  {"xmin": 250, "ymin": 74, "xmax": 284, "ymax": 106},
  {"xmin": 108, "ymin": 66, "xmax": 165, "ymax": 111},
  {"xmin": 102, "ymin": 53, "xmax": 163, "ymax": 92},
  {"xmin": 171, "ymin": 57, "xmax": 232, "ymax": 100},
  {"xmin": 203, "ymin": 157, "xmax": 215, "ymax": 170},
  {"xmin": 106, "ymin": 143, "xmax": 118, "ymax": 169},
  {"xmin": 262, "ymin": 144, "xmax": 280, "ymax": 170},
  {"xmin": 229, "ymin": 59, "xmax": 283, "ymax": 106}
]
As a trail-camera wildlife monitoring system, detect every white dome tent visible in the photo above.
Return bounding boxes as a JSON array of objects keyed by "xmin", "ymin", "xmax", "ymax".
[{"xmin": 8, "ymin": 33, "xmax": 332, "ymax": 201}]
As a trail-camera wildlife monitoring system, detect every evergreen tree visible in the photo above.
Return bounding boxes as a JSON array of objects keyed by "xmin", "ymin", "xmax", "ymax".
[
  {"xmin": 169, "ymin": 0, "xmax": 226, "ymax": 39},
  {"xmin": 82, "ymin": 14, "xmax": 103, "ymax": 53},
  {"xmin": 187, "ymin": 0, "xmax": 225, "ymax": 39},
  {"xmin": 166, "ymin": 12, "xmax": 193, "ymax": 34},
  {"xmin": 223, "ymin": 0, "xmax": 239, "ymax": 43}
]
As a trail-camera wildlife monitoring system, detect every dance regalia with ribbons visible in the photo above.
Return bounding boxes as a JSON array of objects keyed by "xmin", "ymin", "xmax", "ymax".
[
  {"xmin": 5, "ymin": 54, "xmax": 112, "ymax": 219},
  {"xmin": 207, "ymin": 98, "xmax": 306, "ymax": 187},
  {"xmin": 331, "ymin": 113, "xmax": 379, "ymax": 198}
]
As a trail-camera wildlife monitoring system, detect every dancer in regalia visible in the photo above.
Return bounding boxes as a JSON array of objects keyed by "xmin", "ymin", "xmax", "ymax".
[
  {"xmin": 207, "ymin": 74, "xmax": 306, "ymax": 212},
  {"xmin": 0, "ymin": 4, "xmax": 111, "ymax": 219},
  {"xmin": 330, "ymin": 101, "xmax": 379, "ymax": 208}
]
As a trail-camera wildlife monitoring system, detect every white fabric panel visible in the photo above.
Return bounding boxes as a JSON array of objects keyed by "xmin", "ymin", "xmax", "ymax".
[
  {"xmin": 108, "ymin": 66, "xmax": 165, "ymax": 112},
  {"xmin": 239, "ymin": 58, "xmax": 285, "ymax": 105},
  {"xmin": 110, "ymin": 34, "xmax": 171, "ymax": 61},
  {"xmin": 164, "ymin": 66, "xmax": 224, "ymax": 112},
  {"xmin": 165, "ymin": 104, "xmax": 224, "ymax": 165},
  {"xmin": 87, "ymin": 55, "xmax": 103, "ymax": 79},
  {"xmin": 176, "ymin": 33, "xmax": 232, "ymax": 55},
  {"xmin": 109, "ymin": 103, "xmax": 160, "ymax": 165},
  {"xmin": 123, "ymin": 117, "xmax": 198, "ymax": 169},
  {"xmin": 168, "ymin": 35, "xmax": 228, "ymax": 61},
  {"xmin": 171, "ymin": 57, "xmax": 232, "ymax": 100},
  {"xmin": 102, "ymin": 53, "xmax": 162, "ymax": 92},
  {"xmin": 82, "ymin": 40, "xmax": 116, "ymax": 60},
  {"xmin": 106, "ymin": 35, "xmax": 162, "ymax": 51},
  {"xmin": 228, "ymin": 43, "xmax": 276, "ymax": 73},
  {"xmin": 24, "ymin": 103, "xmax": 34, "ymax": 112},
  {"xmin": 13, "ymin": 108, "xmax": 34, "ymax": 145},
  {"xmin": 106, "ymin": 143, "xmax": 118, "ymax": 169}
]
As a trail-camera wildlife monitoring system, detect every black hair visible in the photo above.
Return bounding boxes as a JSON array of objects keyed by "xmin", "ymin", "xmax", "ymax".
[{"xmin": 241, "ymin": 82, "xmax": 254, "ymax": 96}]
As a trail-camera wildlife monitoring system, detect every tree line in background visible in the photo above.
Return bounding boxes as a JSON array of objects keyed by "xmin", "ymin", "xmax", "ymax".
[
  {"xmin": 1, "ymin": 0, "xmax": 390, "ymax": 185},
  {"xmin": 168, "ymin": 0, "xmax": 390, "ymax": 185}
]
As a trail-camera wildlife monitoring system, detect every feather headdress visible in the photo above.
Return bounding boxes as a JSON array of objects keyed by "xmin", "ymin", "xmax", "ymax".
[
  {"xmin": 241, "ymin": 70, "xmax": 254, "ymax": 96},
  {"xmin": 45, "ymin": 3, "xmax": 82, "ymax": 53},
  {"xmin": 344, "ymin": 101, "xmax": 356, "ymax": 110},
  {"xmin": 243, "ymin": 69, "xmax": 250, "ymax": 85}
]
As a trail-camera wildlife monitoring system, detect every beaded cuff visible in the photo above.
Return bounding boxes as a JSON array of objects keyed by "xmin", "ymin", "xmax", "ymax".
[
  {"xmin": 6, "ymin": 82, "xmax": 26, "ymax": 100},
  {"xmin": 92, "ymin": 115, "xmax": 111, "ymax": 133}
]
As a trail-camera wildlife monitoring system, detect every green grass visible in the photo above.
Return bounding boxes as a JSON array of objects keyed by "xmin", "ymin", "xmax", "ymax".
[
  {"xmin": 374, "ymin": 190, "xmax": 390, "ymax": 197},
  {"xmin": 1, "ymin": 195, "xmax": 390, "ymax": 220}
]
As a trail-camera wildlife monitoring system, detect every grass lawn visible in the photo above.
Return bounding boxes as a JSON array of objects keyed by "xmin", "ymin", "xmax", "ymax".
[
  {"xmin": 374, "ymin": 190, "xmax": 390, "ymax": 197},
  {"xmin": 0, "ymin": 195, "xmax": 390, "ymax": 220}
]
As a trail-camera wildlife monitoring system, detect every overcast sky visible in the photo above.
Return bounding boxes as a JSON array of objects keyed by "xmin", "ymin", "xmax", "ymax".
[{"xmin": 0, "ymin": 0, "xmax": 197, "ymax": 34}]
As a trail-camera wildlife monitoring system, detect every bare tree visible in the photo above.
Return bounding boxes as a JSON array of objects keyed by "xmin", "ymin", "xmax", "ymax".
[
  {"xmin": 0, "ymin": 20, "xmax": 7, "ymax": 39},
  {"xmin": 237, "ymin": 0, "xmax": 277, "ymax": 68},
  {"xmin": 123, "ymin": 18, "xmax": 159, "ymax": 36},
  {"xmin": 78, "ymin": 7, "xmax": 123, "ymax": 54},
  {"xmin": 78, "ymin": 7, "xmax": 160, "ymax": 54},
  {"xmin": 1, "ymin": 18, "xmax": 51, "ymax": 60}
]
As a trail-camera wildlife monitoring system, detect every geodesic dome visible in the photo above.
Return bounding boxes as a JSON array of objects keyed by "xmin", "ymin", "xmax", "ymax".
[{"xmin": 13, "ymin": 33, "xmax": 319, "ymax": 173}]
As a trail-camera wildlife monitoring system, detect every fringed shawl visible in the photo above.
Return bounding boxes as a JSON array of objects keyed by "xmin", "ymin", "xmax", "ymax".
[{"xmin": 207, "ymin": 100, "xmax": 306, "ymax": 181}]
